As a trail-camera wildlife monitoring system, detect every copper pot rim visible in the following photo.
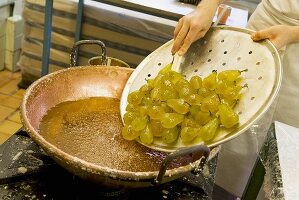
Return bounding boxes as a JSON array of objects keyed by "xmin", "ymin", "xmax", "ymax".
[{"xmin": 20, "ymin": 65, "xmax": 220, "ymax": 182}]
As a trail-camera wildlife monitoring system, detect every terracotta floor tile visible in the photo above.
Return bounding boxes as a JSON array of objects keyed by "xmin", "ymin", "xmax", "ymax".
[
  {"xmin": 0, "ymin": 93, "xmax": 22, "ymax": 109},
  {"xmin": 0, "ymin": 70, "xmax": 20, "ymax": 80},
  {"xmin": 0, "ymin": 78, "xmax": 20, "ymax": 95},
  {"xmin": 11, "ymin": 71, "xmax": 21, "ymax": 79},
  {"xmin": 12, "ymin": 89, "xmax": 25, "ymax": 99},
  {"xmin": 0, "ymin": 70, "xmax": 13, "ymax": 86},
  {"xmin": 8, "ymin": 110, "xmax": 21, "ymax": 124},
  {"xmin": 0, "ymin": 131, "xmax": 12, "ymax": 145},
  {"xmin": 0, "ymin": 104, "xmax": 15, "ymax": 121},
  {"xmin": 0, "ymin": 120, "xmax": 22, "ymax": 135}
]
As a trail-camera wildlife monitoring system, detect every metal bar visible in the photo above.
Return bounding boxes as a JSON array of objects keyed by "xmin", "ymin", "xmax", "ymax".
[
  {"xmin": 75, "ymin": 0, "xmax": 84, "ymax": 42},
  {"xmin": 93, "ymin": 0, "xmax": 182, "ymax": 21},
  {"xmin": 74, "ymin": 0, "xmax": 84, "ymax": 64},
  {"xmin": 41, "ymin": 0, "xmax": 53, "ymax": 76}
]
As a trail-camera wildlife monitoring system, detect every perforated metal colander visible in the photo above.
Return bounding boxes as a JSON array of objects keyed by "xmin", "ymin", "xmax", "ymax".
[{"xmin": 120, "ymin": 26, "xmax": 282, "ymax": 152}]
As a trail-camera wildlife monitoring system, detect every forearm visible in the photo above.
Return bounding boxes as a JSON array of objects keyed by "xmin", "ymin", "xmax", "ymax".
[
  {"xmin": 289, "ymin": 26, "xmax": 299, "ymax": 43},
  {"xmin": 196, "ymin": 0, "xmax": 224, "ymax": 18}
]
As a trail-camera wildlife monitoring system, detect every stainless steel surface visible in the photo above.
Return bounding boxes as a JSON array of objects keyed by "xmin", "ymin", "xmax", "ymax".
[{"xmin": 120, "ymin": 25, "xmax": 282, "ymax": 152}]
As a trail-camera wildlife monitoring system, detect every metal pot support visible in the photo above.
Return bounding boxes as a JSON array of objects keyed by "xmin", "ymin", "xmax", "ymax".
[{"xmin": 154, "ymin": 145, "xmax": 210, "ymax": 185}]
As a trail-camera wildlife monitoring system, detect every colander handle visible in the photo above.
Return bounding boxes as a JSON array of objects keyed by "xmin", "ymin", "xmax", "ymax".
[
  {"xmin": 70, "ymin": 40, "xmax": 107, "ymax": 67},
  {"xmin": 153, "ymin": 144, "xmax": 210, "ymax": 185}
]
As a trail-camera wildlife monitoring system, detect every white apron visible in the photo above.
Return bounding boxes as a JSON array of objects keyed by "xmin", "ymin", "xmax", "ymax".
[{"xmin": 215, "ymin": 0, "xmax": 299, "ymax": 197}]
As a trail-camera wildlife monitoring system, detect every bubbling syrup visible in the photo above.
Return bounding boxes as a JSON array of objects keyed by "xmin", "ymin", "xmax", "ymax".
[{"xmin": 39, "ymin": 97, "xmax": 193, "ymax": 172}]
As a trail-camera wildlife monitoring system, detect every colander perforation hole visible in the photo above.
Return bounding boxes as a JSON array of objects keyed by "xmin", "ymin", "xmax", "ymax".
[
  {"xmin": 251, "ymin": 97, "xmax": 255, "ymax": 100},
  {"xmin": 191, "ymin": 61, "xmax": 194, "ymax": 65},
  {"xmin": 158, "ymin": 63, "xmax": 161, "ymax": 66},
  {"xmin": 258, "ymin": 76, "xmax": 262, "ymax": 80},
  {"xmin": 221, "ymin": 39, "xmax": 224, "ymax": 43},
  {"xmin": 194, "ymin": 69, "xmax": 198, "ymax": 72},
  {"xmin": 208, "ymin": 59, "xmax": 211, "ymax": 62},
  {"xmin": 224, "ymin": 51, "xmax": 227, "ymax": 54},
  {"xmin": 208, "ymin": 49, "xmax": 212, "ymax": 52},
  {"xmin": 147, "ymin": 74, "xmax": 151, "ymax": 77},
  {"xmin": 237, "ymin": 57, "xmax": 241, "ymax": 61},
  {"xmin": 238, "ymin": 111, "xmax": 242, "ymax": 115},
  {"xmin": 256, "ymin": 62, "xmax": 260, "ymax": 65},
  {"xmin": 249, "ymin": 51, "xmax": 252, "ymax": 54},
  {"xmin": 222, "ymin": 63, "xmax": 226, "ymax": 66}
]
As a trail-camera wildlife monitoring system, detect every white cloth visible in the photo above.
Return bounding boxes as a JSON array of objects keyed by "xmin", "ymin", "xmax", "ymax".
[
  {"xmin": 215, "ymin": 0, "xmax": 299, "ymax": 197},
  {"xmin": 268, "ymin": 0, "xmax": 299, "ymax": 20},
  {"xmin": 248, "ymin": 0, "xmax": 299, "ymax": 128}
]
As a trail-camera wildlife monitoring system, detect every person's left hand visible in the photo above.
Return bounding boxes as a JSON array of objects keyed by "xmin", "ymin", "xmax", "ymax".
[{"xmin": 251, "ymin": 25, "xmax": 293, "ymax": 50}]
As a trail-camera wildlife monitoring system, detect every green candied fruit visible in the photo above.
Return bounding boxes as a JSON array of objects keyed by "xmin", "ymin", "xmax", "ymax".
[
  {"xmin": 140, "ymin": 126, "xmax": 154, "ymax": 144},
  {"xmin": 190, "ymin": 75, "xmax": 202, "ymax": 90},
  {"xmin": 127, "ymin": 90, "xmax": 143, "ymax": 105},
  {"xmin": 122, "ymin": 125, "xmax": 140, "ymax": 140},
  {"xmin": 160, "ymin": 113, "xmax": 184, "ymax": 129},
  {"xmin": 181, "ymin": 127, "xmax": 201, "ymax": 144},
  {"xmin": 131, "ymin": 115, "xmax": 148, "ymax": 131},
  {"xmin": 166, "ymin": 99, "xmax": 190, "ymax": 114},
  {"xmin": 162, "ymin": 126, "xmax": 179, "ymax": 144}
]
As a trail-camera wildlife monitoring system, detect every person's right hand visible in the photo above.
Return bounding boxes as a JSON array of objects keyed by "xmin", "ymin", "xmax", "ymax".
[{"xmin": 171, "ymin": 7, "xmax": 215, "ymax": 56}]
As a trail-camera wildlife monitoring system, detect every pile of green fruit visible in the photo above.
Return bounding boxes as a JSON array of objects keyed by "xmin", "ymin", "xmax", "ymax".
[{"xmin": 122, "ymin": 63, "xmax": 247, "ymax": 146}]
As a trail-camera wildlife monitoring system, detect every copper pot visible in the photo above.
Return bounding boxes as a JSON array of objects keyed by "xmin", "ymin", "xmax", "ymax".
[{"xmin": 20, "ymin": 40, "xmax": 217, "ymax": 188}]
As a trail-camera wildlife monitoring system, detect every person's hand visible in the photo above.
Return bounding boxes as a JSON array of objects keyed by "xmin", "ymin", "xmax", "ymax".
[
  {"xmin": 251, "ymin": 25, "xmax": 295, "ymax": 50},
  {"xmin": 171, "ymin": 8, "xmax": 215, "ymax": 56}
]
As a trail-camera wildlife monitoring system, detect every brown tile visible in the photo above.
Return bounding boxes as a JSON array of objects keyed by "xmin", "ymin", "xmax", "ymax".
[
  {"xmin": 0, "ymin": 78, "xmax": 20, "ymax": 95},
  {"xmin": 0, "ymin": 105, "xmax": 15, "ymax": 121},
  {"xmin": 0, "ymin": 70, "xmax": 13, "ymax": 79},
  {"xmin": 12, "ymin": 89, "xmax": 25, "ymax": 99},
  {"xmin": 11, "ymin": 71, "xmax": 21, "ymax": 79},
  {"xmin": 0, "ymin": 93, "xmax": 22, "ymax": 109},
  {"xmin": 0, "ymin": 70, "xmax": 20, "ymax": 80},
  {"xmin": 8, "ymin": 110, "xmax": 21, "ymax": 124},
  {"xmin": 0, "ymin": 120, "xmax": 22, "ymax": 135},
  {"xmin": 0, "ymin": 131, "xmax": 12, "ymax": 145}
]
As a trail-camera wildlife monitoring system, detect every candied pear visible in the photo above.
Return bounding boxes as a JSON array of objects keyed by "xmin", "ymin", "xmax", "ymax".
[
  {"xmin": 199, "ymin": 118, "xmax": 219, "ymax": 141},
  {"xmin": 127, "ymin": 90, "xmax": 142, "ymax": 105},
  {"xmin": 195, "ymin": 111, "xmax": 211, "ymax": 125},
  {"xmin": 200, "ymin": 94, "xmax": 220, "ymax": 114},
  {"xmin": 181, "ymin": 127, "xmax": 201, "ymax": 144},
  {"xmin": 190, "ymin": 75, "xmax": 202, "ymax": 90},
  {"xmin": 122, "ymin": 125, "xmax": 141, "ymax": 140},
  {"xmin": 160, "ymin": 113, "xmax": 184, "ymax": 128},
  {"xmin": 202, "ymin": 70, "xmax": 217, "ymax": 90},
  {"xmin": 140, "ymin": 126, "xmax": 154, "ymax": 144},
  {"xmin": 218, "ymin": 69, "xmax": 247, "ymax": 82},
  {"xmin": 218, "ymin": 104, "xmax": 239, "ymax": 128},
  {"xmin": 131, "ymin": 115, "xmax": 148, "ymax": 131},
  {"xmin": 162, "ymin": 126, "xmax": 179, "ymax": 144},
  {"xmin": 149, "ymin": 120, "xmax": 165, "ymax": 137},
  {"xmin": 159, "ymin": 63, "xmax": 172, "ymax": 75},
  {"xmin": 148, "ymin": 105, "xmax": 165, "ymax": 120},
  {"xmin": 181, "ymin": 116, "xmax": 201, "ymax": 128},
  {"xmin": 166, "ymin": 98, "xmax": 190, "ymax": 114},
  {"xmin": 123, "ymin": 111, "xmax": 139, "ymax": 125}
]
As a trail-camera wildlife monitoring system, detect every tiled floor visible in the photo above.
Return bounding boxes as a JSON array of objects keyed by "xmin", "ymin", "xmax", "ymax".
[{"xmin": 0, "ymin": 70, "xmax": 24, "ymax": 144}]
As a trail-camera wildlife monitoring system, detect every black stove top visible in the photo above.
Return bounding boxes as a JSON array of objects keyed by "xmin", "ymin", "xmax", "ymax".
[{"xmin": 0, "ymin": 129, "xmax": 232, "ymax": 200}]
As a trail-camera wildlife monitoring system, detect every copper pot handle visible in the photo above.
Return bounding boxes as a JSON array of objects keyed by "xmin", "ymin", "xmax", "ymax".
[
  {"xmin": 153, "ymin": 144, "xmax": 210, "ymax": 185},
  {"xmin": 70, "ymin": 40, "xmax": 107, "ymax": 67}
]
